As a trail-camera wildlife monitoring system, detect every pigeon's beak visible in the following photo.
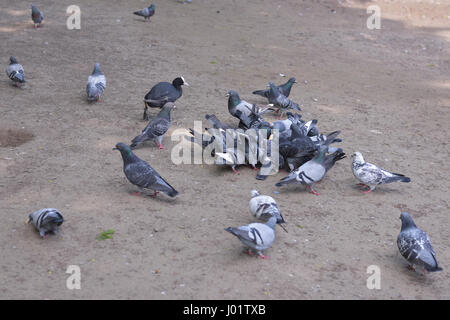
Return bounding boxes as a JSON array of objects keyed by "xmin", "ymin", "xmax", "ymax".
[
  {"xmin": 112, "ymin": 147, "xmax": 118, "ymax": 151},
  {"xmin": 225, "ymin": 93, "xmax": 230, "ymax": 97}
]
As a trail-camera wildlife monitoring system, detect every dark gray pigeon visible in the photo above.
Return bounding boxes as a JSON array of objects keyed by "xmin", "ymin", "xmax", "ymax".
[
  {"xmin": 267, "ymin": 81, "xmax": 300, "ymax": 119},
  {"xmin": 31, "ymin": 5, "xmax": 44, "ymax": 28},
  {"xmin": 323, "ymin": 148, "xmax": 346, "ymax": 173},
  {"xmin": 6, "ymin": 56, "xmax": 25, "ymax": 86},
  {"xmin": 253, "ymin": 77, "xmax": 297, "ymax": 98},
  {"xmin": 86, "ymin": 63, "xmax": 106, "ymax": 102},
  {"xmin": 27, "ymin": 208, "xmax": 64, "ymax": 238},
  {"xmin": 226, "ymin": 90, "xmax": 258, "ymax": 128},
  {"xmin": 130, "ymin": 102, "xmax": 176, "ymax": 149},
  {"xmin": 397, "ymin": 212, "xmax": 442, "ymax": 273},
  {"xmin": 114, "ymin": 143, "xmax": 178, "ymax": 197},
  {"xmin": 276, "ymin": 145, "xmax": 328, "ymax": 195},
  {"xmin": 133, "ymin": 3, "xmax": 155, "ymax": 21},
  {"xmin": 352, "ymin": 152, "xmax": 411, "ymax": 193},
  {"xmin": 143, "ymin": 76, "xmax": 188, "ymax": 120},
  {"xmin": 225, "ymin": 216, "xmax": 277, "ymax": 259}
]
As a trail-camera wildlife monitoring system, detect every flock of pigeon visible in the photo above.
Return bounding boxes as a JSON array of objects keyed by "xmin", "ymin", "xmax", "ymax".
[{"xmin": 6, "ymin": 4, "xmax": 442, "ymax": 275}]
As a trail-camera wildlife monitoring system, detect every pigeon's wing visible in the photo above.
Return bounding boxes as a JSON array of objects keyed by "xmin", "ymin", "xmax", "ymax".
[
  {"xmin": 134, "ymin": 7, "xmax": 149, "ymax": 17},
  {"xmin": 146, "ymin": 117, "xmax": 170, "ymax": 137},
  {"xmin": 124, "ymin": 161, "xmax": 158, "ymax": 188},
  {"xmin": 355, "ymin": 162, "xmax": 383, "ymax": 185}
]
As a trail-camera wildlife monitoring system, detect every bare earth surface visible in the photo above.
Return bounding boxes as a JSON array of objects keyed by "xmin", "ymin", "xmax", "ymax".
[{"xmin": 0, "ymin": 0, "xmax": 449, "ymax": 299}]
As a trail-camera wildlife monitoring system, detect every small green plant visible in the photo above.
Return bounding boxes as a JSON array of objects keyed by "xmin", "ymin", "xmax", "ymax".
[{"xmin": 97, "ymin": 229, "xmax": 115, "ymax": 240}]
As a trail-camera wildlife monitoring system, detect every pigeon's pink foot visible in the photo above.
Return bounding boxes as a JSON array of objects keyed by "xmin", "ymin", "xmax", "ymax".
[
  {"xmin": 309, "ymin": 190, "xmax": 320, "ymax": 196},
  {"xmin": 158, "ymin": 144, "xmax": 165, "ymax": 150},
  {"xmin": 252, "ymin": 166, "xmax": 259, "ymax": 171},
  {"xmin": 232, "ymin": 168, "xmax": 240, "ymax": 175},
  {"xmin": 258, "ymin": 254, "xmax": 269, "ymax": 259},
  {"xmin": 362, "ymin": 189, "xmax": 372, "ymax": 194},
  {"xmin": 356, "ymin": 183, "xmax": 366, "ymax": 186},
  {"xmin": 131, "ymin": 191, "xmax": 142, "ymax": 196},
  {"xmin": 246, "ymin": 249, "xmax": 254, "ymax": 256}
]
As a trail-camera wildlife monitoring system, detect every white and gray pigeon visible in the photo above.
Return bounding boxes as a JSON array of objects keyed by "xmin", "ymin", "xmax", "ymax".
[
  {"xmin": 352, "ymin": 152, "xmax": 411, "ymax": 193},
  {"xmin": 226, "ymin": 90, "xmax": 258, "ymax": 128},
  {"xmin": 113, "ymin": 142, "xmax": 178, "ymax": 197},
  {"xmin": 249, "ymin": 190, "xmax": 287, "ymax": 232},
  {"xmin": 133, "ymin": 3, "xmax": 155, "ymax": 21},
  {"xmin": 276, "ymin": 145, "xmax": 328, "ymax": 195},
  {"xmin": 27, "ymin": 208, "xmax": 64, "ymax": 238},
  {"xmin": 267, "ymin": 81, "xmax": 300, "ymax": 119},
  {"xmin": 6, "ymin": 56, "xmax": 25, "ymax": 86},
  {"xmin": 225, "ymin": 216, "xmax": 277, "ymax": 259},
  {"xmin": 130, "ymin": 102, "xmax": 175, "ymax": 149},
  {"xmin": 31, "ymin": 5, "xmax": 44, "ymax": 28},
  {"xmin": 86, "ymin": 63, "xmax": 106, "ymax": 102},
  {"xmin": 397, "ymin": 212, "xmax": 442, "ymax": 273}
]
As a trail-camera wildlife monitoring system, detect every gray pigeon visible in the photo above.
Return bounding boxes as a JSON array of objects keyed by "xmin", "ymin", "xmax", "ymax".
[
  {"xmin": 86, "ymin": 63, "xmax": 106, "ymax": 102},
  {"xmin": 31, "ymin": 5, "xmax": 44, "ymax": 28},
  {"xmin": 27, "ymin": 208, "xmax": 64, "ymax": 238},
  {"xmin": 253, "ymin": 77, "xmax": 297, "ymax": 98},
  {"xmin": 225, "ymin": 216, "xmax": 277, "ymax": 259},
  {"xmin": 352, "ymin": 152, "xmax": 411, "ymax": 193},
  {"xmin": 133, "ymin": 3, "xmax": 155, "ymax": 21},
  {"xmin": 249, "ymin": 190, "xmax": 287, "ymax": 232},
  {"xmin": 275, "ymin": 145, "xmax": 328, "ymax": 195},
  {"xmin": 6, "ymin": 56, "xmax": 25, "ymax": 86},
  {"xmin": 267, "ymin": 81, "xmax": 300, "ymax": 119},
  {"xmin": 397, "ymin": 212, "xmax": 442, "ymax": 273},
  {"xmin": 113, "ymin": 142, "xmax": 178, "ymax": 197},
  {"xmin": 130, "ymin": 102, "xmax": 176, "ymax": 149}
]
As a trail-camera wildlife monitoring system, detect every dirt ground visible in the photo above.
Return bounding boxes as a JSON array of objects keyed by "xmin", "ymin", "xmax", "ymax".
[{"xmin": 0, "ymin": 0, "xmax": 449, "ymax": 299}]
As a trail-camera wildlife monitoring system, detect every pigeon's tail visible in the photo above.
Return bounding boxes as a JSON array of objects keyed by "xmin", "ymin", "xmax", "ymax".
[
  {"xmin": 290, "ymin": 101, "xmax": 301, "ymax": 111},
  {"xmin": 275, "ymin": 173, "xmax": 297, "ymax": 187},
  {"xmin": 224, "ymin": 227, "xmax": 239, "ymax": 237},
  {"xmin": 166, "ymin": 188, "xmax": 179, "ymax": 198},
  {"xmin": 86, "ymin": 83, "xmax": 99, "ymax": 101},
  {"xmin": 324, "ymin": 149, "xmax": 346, "ymax": 172},
  {"xmin": 323, "ymin": 131, "xmax": 341, "ymax": 146},
  {"xmin": 425, "ymin": 265, "xmax": 443, "ymax": 272},
  {"xmin": 133, "ymin": 10, "xmax": 145, "ymax": 16},
  {"xmin": 385, "ymin": 174, "xmax": 411, "ymax": 183},
  {"xmin": 252, "ymin": 89, "xmax": 268, "ymax": 98}
]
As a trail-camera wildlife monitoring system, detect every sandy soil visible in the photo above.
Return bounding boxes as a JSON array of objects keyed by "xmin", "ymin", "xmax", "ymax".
[{"xmin": 0, "ymin": 0, "xmax": 449, "ymax": 299}]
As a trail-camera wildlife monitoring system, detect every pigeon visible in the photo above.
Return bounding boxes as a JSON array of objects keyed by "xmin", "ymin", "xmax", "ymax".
[
  {"xmin": 275, "ymin": 145, "xmax": 328, "ymax": 195},
  {"xmin": 351, "ymin": 152, "xmax": 411, "ymax": 193},
  {"xmin": 31, "ymin": 5, "xmax": 44, "ymax": 28},
  {"xmin": 267, "ymin": 81, "xmax": 300, "ymax": 119},
  {"xmin": 133, "ymin": 3, "xmax": 155, "ymax": 21},
  {"xmin": 130, "ymin": 102, "xmax": 176, "ymax": 149},
  {"xmin": 143, "ymin": 76, "xmax": 189, "ymax": 120},
  {"xmin": 27, "ymin": 208, "xmax": 64, "ymax": 238},
  {"xmin": 6, "ymin": 56, "xmax": 25, "ymax": 86},
  {"xmin": 253, "ymin": 77, "xmax": 297, "ymax": 99},
  {"xmin": 397, "ymin": 212, "xmax": 442, "ymax": 273},
  {"xmin": 225, "ymin": 216, "xmax": 277, "ymax": 259},
  {"xmin": 226, "ymin": 90, "xmax": 259, "ymax": 128},
  {"xmin": 86, "ymin": 63, "xmax": 106, "ymax": 102},
  {"xmin": 249, "ymin": 190, "xmax": 287, "ymax": 232},
  {"xmin": 113, "ymin": 142, "xmax": 178, "ymax": 197}
]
